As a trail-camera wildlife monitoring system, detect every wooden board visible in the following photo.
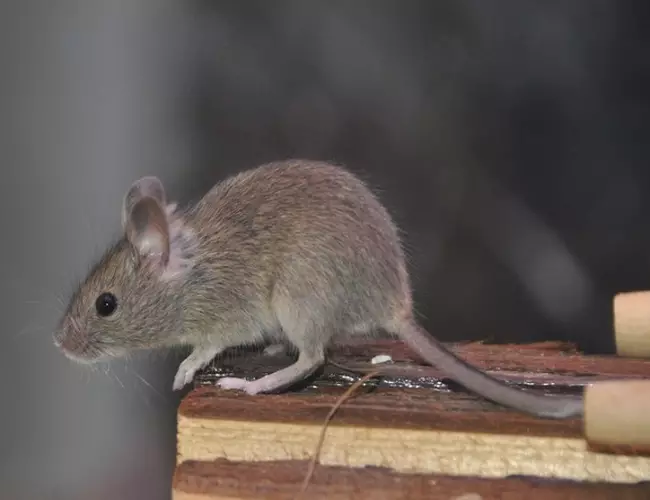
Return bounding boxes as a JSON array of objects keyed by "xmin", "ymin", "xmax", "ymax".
[
  {"xmin": 177, "ymin": 341, "xmax": 650, "ymax": 484},
  {"xmin": 196, "ymin": 340, "xmax": 650, "ymax": 387},
  {"xmin": 172, "ymin": 459, "xmax": 650, "ymax": 500}
]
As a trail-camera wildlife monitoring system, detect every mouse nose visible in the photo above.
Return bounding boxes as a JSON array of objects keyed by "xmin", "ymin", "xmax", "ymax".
[
  {"xmin": 52, "ymin": 330, "xmax": 63, "ymax": 348},
  {"xmin": 54, "ymin": 317, "xmax": 87, "ymax": 354},
  {"xmin": 53, "ymin": 318, "xmax": 70, "ymax": 348}
]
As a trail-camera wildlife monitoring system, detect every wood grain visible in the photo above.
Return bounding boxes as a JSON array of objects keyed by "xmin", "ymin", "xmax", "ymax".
[
  {"xmin": 177, "ymin": 400, "xmax": 650, "ymax": 483},
  {"xmin": 177, "ymin": 341, "xmax": 650, "ymax": 484},
  {"xmin": 172, "ymin": 459, "xmax": 650, "ymax": 500},
  {"xmin": 179, "ymin": 385, "xmax": 582, "ymax": 438},
  {"xmin": 185, "ymin": 340, "xmax": 650, "ymax": 439}
]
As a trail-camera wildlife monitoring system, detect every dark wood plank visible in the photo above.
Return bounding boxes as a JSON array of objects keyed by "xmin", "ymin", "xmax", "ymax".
[
  {"xmin": 179, "ymin": 384, "xmax": 584, "ymax": 438},
  {"xmin": 173, "ymin": 459, "xmax": 650, "ymax": 500},
  {"xmin": 181, "ymin": 340, "xmax": 650, "ymax": 439}
]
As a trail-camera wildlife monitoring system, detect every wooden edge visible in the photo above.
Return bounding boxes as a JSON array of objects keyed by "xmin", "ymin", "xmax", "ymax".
[
  {"xmin": 176, "ymin": 411, "xmax": 650, "ymax": 483},
  {"xmin": 177, "ymin": 341, "xmax": 650, "ymax": 486},
  {"xmin": 172, "ymin": 459, "xmax": 650, "ymax": 500},
  {"xmin": 179, "ymin": 386, "xmax": 585, "ymax": 439}
]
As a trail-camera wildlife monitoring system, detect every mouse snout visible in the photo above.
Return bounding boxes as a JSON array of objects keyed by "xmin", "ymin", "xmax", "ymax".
[
  {"xmin": 54, "ymin": 316, "xmax": 92, "ymax": 361},
  {"xmin": 52, "ymin": 329, "xmax": 63, "ymax": 348},
  {"xmin": 53, "ymin": 319, "xmax": 70, "ymax": 349}
]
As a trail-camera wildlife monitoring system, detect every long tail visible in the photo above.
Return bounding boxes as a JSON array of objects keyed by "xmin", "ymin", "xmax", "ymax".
[{"xmin": 399, "ymin": 321, "xmax": 584, "ymax": 419}]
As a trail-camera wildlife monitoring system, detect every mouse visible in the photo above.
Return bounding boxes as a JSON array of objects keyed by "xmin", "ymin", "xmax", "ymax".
[{"xmin": 53, "ymin": 159, "xmax": 583, "ymax": 419}]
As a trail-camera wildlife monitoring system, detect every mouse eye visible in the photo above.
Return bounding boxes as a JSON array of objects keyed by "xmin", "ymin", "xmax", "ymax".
[{"xmin": 95, "ymin": 292, "xmax": 118, "ymax": 317}]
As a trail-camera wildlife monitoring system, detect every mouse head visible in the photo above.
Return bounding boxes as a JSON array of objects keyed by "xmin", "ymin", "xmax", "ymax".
[{"xmin": 54, "ymin": 176, "xmax": 197, "ymax": 363}]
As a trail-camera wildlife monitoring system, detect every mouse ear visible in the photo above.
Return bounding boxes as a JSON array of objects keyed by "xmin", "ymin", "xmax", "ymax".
[
  {"xmin": 122, "ymin": 176, "xmax": 167, "ymax": 230},
  {"xmin": 124, "ymin": 196, "xmax": 170, "ymax": 268}
]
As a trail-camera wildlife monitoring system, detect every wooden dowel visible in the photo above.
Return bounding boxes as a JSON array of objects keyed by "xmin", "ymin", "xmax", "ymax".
[
  {"xmin": 613, "ymin": 291, "xmax": 650, "ymax": 357},
  {"xmin": 584, "ymin": 380, "xmax": 650, "ymax": 448}
]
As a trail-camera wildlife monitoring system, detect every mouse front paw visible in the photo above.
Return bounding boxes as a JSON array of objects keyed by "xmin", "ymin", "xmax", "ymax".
[
  {"xmin": 172, "ymin": 363, "xmax": 198, "ymax": 391},
  {"xmin": 172, "ymin": 354, "xmax": 206, "ymax": 391},
  {"xmin": 172, "ymin": 346, "xmax": 223, "ymax": 391},
  {"xmin": 217, "ymin": 377, "xmax": 260, "ymax": 395}
]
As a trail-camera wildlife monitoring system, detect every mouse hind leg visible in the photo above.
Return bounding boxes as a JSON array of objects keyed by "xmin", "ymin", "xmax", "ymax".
[{"xmin": 217, "ymin": 300, "xmax": 328, "ymax": 395}]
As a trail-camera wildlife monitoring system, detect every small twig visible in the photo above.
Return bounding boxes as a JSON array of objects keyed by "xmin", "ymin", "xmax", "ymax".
[{"xmin": 295, "ymin": 369, "xmax": 382, "ymax": 499}]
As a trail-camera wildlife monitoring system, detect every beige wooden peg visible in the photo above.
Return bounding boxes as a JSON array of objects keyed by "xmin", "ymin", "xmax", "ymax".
[
  {"xmin": 613, "ymin": 291, "xmax": 650, "ymax": 357},
  {"xmin": 584, "ymin": 379, "xmax": 650, "ymax": 448}
]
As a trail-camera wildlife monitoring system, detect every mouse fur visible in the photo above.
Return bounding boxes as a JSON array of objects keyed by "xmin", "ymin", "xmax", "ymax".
[{"xmin": 54, "ymin": 159, "xmax": 583, "ymax": 418}]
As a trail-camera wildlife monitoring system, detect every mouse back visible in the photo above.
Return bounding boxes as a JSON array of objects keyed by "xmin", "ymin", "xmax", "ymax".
[{"xmin": 178, "ymin": 160, "xmax": 412, "ymax": 346}]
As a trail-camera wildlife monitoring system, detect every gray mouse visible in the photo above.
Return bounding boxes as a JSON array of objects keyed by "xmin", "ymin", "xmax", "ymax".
[{"xmin": 53, "ymin": 159, "xmax": 583, "ymax": 419}]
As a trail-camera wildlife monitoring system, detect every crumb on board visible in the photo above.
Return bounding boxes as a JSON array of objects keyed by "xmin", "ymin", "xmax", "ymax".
[{"xmin": 371, "ymin": 354, "xmax": 393, "ymax": 364}]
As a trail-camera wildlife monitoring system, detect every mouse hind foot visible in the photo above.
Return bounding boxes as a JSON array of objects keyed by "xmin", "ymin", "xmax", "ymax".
[
  {"xmin": 221, "ymin": 293, "xmax": 332, "ymax": 395},
  {"xmin": 217, "ymin": 350, "xmax": 324, "ymax": 394}
]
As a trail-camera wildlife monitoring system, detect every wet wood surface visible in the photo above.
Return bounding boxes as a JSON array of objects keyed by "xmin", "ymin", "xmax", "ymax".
[
  {"xmin": 172, "ymin": 458, "xmax": 650, "ymax": 500},
  {"xmin": 184, "ymin": 339, "xmax": 650, "ymax": 439},
  {"xmin": 195, "ymin": 339, "xmax": 650, "ymax": 390}
]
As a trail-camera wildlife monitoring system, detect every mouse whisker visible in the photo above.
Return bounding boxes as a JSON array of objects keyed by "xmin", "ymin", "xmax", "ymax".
[{"xmin": 131, "ymin": 368, "xmax": 166, "ymax": 403}]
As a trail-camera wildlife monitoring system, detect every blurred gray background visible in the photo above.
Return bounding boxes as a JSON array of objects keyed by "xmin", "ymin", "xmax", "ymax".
[{"xmin": 2, "ymin": 1, "xmax": 650, "ymax": 498}]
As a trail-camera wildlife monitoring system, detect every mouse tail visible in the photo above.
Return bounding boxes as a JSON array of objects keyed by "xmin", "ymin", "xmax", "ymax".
[{"xmin": 396, "ymin": 321, "xmax": 583, "ymax": 419}]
